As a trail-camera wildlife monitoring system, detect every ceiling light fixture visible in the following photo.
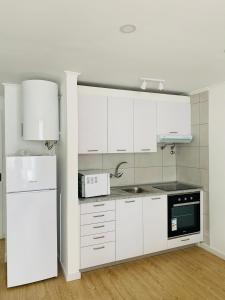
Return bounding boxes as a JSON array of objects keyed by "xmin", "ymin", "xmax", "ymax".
[
  {"xmin": 120, "ymin": 24, "xmax": 136, "ymax": 34},
  {"xmin": 140, "ymin": 77, "xmax": 165, "ymax": 91}
]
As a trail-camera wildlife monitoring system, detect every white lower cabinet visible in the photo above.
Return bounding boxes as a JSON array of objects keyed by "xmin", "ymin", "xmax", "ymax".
[
  {"xmin": 116, "ymin": 198, "xmax": 143, "ymax": 260},
  {"xmin": 143, "ymin": 195, "xmax": 168, "ymax": 254},
  {"xmin": 80, "ymin": 200, "xmax": 116, "ymax": 269},
  {"xmin": 167, "ymin": 233, "xmax": 203, "ymax": 249},
  {"xmin": 80, "ymin": 242, "xmax": 115, "ymax": 269}
]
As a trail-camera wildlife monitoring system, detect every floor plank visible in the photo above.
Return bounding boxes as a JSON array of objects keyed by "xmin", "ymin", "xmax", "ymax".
[{"xmin": 1, "ymin": 239, "xmax": 225, "ymax": 300}]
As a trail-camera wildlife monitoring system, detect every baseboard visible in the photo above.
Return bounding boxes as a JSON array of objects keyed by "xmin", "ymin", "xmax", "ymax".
[
  {"xmin": 198, "ymin": 242, "xmax": 225, "ymax": 260},
  {"xmin": 60, "ymin": 261, "xmax": 81, "ymax": 281}
]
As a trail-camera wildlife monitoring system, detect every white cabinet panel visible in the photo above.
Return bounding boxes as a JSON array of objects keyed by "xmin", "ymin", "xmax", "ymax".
[
  {"xmin": 134, "ymin": 99, "xmax": 157, "ymax": 152},
  {"xmin": 80, "ymin": 242, "xmax": 115, "ymax": 269},
  {"xmin": 116, "ymin": 198, "xmax": 143, "ymax": 260},
  {"xmin": 108, "ymin": 96, "xmax": 133, "ymax": 153},
  {"xmin": 167, "ymin": 233, "xmax": 203, "ymax": 249},
  {"xmin": 80, "ymin": 200, "xmax": 115, "ymax": 215},
  {"xmin": 80, "ymin": 221, "xmax": 115, "ymax": 237},
  {"xmin": 157, "ymin": 100, "xmax": 191, "ymax": 135},
  {"xmin": 143, "ymin": 195, "xmax": 167, "ymax": 254},
  {"xmin": 81, "ymin": 231, "xmax": 115, "ymax": 247},
  {"xmin": 78, "ymin": 94, "xmax": 107, "ymax": 153},
  {"xmin": 80, "ymin": 210, "xmax": 115, "ymax": 225}
]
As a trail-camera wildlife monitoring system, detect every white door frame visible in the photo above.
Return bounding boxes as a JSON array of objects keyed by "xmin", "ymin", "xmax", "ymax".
[{"xmin": 0, "ymin": 110, "xmax": 3, "ymax": 239}]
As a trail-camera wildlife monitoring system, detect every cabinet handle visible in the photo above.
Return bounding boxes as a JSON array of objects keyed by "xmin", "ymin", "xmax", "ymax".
[
  {"xmin": 125, "ymin": 200, "xmax": 135, "ymax": 203},
  {"xmin": 93, "ymin": 214, "xmax": 105, "ymax": 218},
  {"xmin": 117, "ymin": 149, "xmax": 126, "ymax": 152},
  {"xmin": 169, "ymin": 132, "xmax": 178, "ymax": 134},
  {"xmin": 93, "ymin": 203, "xmax": 105, "ymax": 207},
  {"xmin": 151, "ymin": 197, "xmax": 161, "ymax": 200},
  {"xmin": 93, "ymin": 246, "xmax": 105, "ymax": 250},
  {"xmin": 93, "ymin": 235, "xmax": 105, "ymax": 240},
  {"xmin": 181, "ymin": 238, "xmax": 190, "ymax": 242},
  {"xmin": 141, "ymin": 149, "xmax": 151, "ymax": 151},
  {"xmin": 88, "ymin": 149, "xmax": 99, "ymax": 152},
  {"xmin": 93, "ymin": 225, "xmax": 105, "ymax": 229}
]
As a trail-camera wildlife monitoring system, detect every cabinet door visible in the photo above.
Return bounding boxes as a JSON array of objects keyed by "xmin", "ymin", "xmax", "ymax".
[
  {"xmin": 157, "ymin": 99, "xmax": 191, "ymax": 135},
  {"xmin": 143, "ymin": 195, "xmax": 167, "ymax": 254},
  {"xmin": 116, "ymin": 198, "xmax": 143, "ymax": 260},
  {"xmin": 134, "ymin": 99, "xmax": 157, "ymax": 152},
  {"xmin": 78, "ymin": 94, "xmax": 107, "ymax": 154},
  {"xmin": 108, "ymin": 96, "xmax": 133, "ymax": 153}
]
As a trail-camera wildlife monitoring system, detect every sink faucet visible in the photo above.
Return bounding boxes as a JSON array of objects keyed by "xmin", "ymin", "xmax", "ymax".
[{"xmin": 110, "ymin": 161, "xmax": 128, "ymax": 178}]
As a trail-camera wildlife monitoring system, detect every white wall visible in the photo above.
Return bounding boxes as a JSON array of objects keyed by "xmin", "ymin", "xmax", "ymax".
[
  {"xmin": 209, "ymin": 82, "xmax": 225, "ymax": 256},
  {"xmin": 57, "ymin": 71, "xmax": 80, "ymax": 281}
]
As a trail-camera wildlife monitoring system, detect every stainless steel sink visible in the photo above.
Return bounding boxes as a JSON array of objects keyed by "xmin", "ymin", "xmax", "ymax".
[{"xmin": 122, "ymin": 187, "xmax": 148, "ymax": 194}]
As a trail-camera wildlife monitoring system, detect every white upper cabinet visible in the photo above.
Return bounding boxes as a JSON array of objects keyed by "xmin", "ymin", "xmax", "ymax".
[
  {"xmin": 134, "ymin": 99, "xmax": 157, "ymax": 152},
  {"xmin": 143, "ymin": 195, "xmax": 167, "ymax": 254},
  {"xmin": 108, "ymin": 96, "xmax": 133, "ymax": 153},
  {"xmin": 116, "ymin": 198, "xmax": 143, "ymax": 260},
  {"xmin": 157, "ymin": 98, "xmax": 191, "ymax": 135},
  {"xmin": 78, "ymin": 94, "xmax": 108, "ymax": 154}
]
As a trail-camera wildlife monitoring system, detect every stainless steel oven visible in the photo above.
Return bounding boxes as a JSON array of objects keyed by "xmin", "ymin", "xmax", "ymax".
[{"xmin": 168, "ymin": 192, "xmax": 201, "ymax": 238}]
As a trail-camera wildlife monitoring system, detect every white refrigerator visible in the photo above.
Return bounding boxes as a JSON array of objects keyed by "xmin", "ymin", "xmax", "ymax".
[{"xmin": 6, "ymin": 155, "xmax": 57, "ymax": 287}]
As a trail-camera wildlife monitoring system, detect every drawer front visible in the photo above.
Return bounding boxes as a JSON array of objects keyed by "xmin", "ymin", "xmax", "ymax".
[
  {"xmin": 80, "ymin": 200, "xmax": 115, "ymax": 215},
  {"xmin": 80, "ymin": 221, "xmax": 115, "ymax": 237},
  {"xmin": 167, "ymin": 233, "xmax": 203, "ymax": 249},
  {"xmin": 80, "ymin": 242, "xmax": 115, "ymax": 269},
  {"xmin": 81, "ymin": 210, "xmax": 115, "ymax": 225},
  {"xmin": 81, "ymin": 231, "xmax": 115, "ymax": 247}
]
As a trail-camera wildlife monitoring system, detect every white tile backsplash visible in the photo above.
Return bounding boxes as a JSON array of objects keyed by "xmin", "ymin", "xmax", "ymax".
[{"xmin": 135, "ymin": 167, "xmax": 163, "ymax": 184}]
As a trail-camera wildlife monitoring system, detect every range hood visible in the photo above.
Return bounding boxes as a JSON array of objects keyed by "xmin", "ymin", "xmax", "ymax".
[{"xmin": 157, "ymin": 134, "xmax": 192, "ymax": 144}]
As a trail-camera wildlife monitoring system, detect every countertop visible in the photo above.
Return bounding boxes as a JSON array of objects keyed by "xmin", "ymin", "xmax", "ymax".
[{"xmin": 79, "ymin": 182, "xmax": 203, "ymax": 204}]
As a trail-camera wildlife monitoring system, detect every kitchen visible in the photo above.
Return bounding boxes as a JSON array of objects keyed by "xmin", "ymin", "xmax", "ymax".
[{"xmin": 0, "ymin": 1, "xmax": 224, "ymax": 299}]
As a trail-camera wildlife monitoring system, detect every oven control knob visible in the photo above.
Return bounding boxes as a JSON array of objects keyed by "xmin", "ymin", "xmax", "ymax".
[
  {"xmin": 178, "ymin": 198, "xmax": 181, "ymax": 201},
  {"xmin": 190, "ymin": 197, "xmax": 193, "ymax": 200},
  {"xmin": 184, "ymin": 197, "xmax": 187, "ymax": 201}
]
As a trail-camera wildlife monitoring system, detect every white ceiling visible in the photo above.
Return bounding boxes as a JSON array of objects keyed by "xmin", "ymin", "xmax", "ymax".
[{"xmin": 0, "ymin": 0, "xmax": 225, "ymax": 94}]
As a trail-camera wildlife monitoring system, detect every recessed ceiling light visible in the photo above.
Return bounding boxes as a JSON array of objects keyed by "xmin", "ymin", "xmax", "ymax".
[{"xmin": 120, "ymin": 24, "xmax": 136, "ymax": 34}]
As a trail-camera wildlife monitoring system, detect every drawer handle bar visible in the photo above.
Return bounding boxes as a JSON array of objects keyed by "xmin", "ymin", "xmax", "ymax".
[
  {"xmin": 93, "ymin": 225, "xmax": 105, "ymax": 229},
  {"xmin": 88, "ymin": 149, "xmax": 99, "ymax": 152},
  {"xmin": 93, "ymin": 246, "xmax": 105, "ymax": 250},
  {"xmin": 93, "ymin": 203, "xmax": 105, "ymax": 207},
  {"xmin": 141, "ymin": 149, "xmax": 151, "ymax": 151},
  {"xmin": 181, "ymin": 238, "xmax": 190, "ymax": 242},
  {"xmin": 125, "ymin": 200, "xmax": 135, "ymax": 203},
  {"xmin": 117, "ymin": 149, "xmax": 126, "ymax": 152},
  {"xmin": 93, "ymin": 214, "xmax": 105, "ymax": 218},
  {"xmin": 93, "ymin": 235, "xmax": 105, "ymax": 240},
  {"xmin": 151, "ymin": 197, "xmax": 161, "ymax": 200}
]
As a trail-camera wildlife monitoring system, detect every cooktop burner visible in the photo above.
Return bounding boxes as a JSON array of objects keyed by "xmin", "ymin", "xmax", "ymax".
[{"xmin": 152, "ymin": 182, "xmax": 200, "ymax": 192}]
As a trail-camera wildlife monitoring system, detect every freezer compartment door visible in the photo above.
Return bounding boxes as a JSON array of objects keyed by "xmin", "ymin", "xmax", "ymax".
[
  {"xmin": 6, "ymin": 156, "xmax": 56, "ymax": 193},
  {"xmin": 6, "ymin": 190, "xmax": 57, "ymax": 287}
]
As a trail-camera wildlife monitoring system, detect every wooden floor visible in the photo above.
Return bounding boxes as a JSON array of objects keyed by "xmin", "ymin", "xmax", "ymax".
[{"xmin": 1, "ymin": 240, "xmax": 225, "ymax": 300}]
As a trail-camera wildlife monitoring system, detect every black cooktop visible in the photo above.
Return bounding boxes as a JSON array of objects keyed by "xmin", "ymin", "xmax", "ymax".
[{"xmin": 152, "ymin": 182, "xmax": 200, "ymax": 192}]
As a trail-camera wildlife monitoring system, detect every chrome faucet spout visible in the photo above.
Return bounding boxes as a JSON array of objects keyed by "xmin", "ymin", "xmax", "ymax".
[{"xmin": 110, "ymin": 161, "xmax": 128, "ymax": 179}]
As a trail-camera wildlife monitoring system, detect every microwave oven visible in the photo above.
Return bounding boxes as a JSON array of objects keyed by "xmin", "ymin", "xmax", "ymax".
[{"xmin": 78, "ymin": 171, "xmax": 110, "ymax": 198}]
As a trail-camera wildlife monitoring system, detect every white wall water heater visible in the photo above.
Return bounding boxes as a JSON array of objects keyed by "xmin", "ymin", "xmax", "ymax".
[{"xmin": 22, "ymin": 80, "xmax": 59, "ymax": 141}]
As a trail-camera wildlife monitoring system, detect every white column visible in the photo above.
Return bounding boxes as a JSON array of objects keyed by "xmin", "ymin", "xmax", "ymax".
[{"xmin": 58, "ymin": 71, "xmax": 81, "ymax": 280}]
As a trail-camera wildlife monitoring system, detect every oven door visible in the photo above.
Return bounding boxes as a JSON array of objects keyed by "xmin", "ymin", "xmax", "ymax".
[{"xmin": 168, "ymin": 194, "xmax": 200, "ymax": 238}]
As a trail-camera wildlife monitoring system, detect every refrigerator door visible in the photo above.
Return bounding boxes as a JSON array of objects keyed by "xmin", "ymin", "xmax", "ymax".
[
  {"xmin": 6, "ymin": 190, "xmax": 57, "ymax": 287},
  {"xmin": 6, "ymin": 156, "xmax": 56, "ymax": 193}
]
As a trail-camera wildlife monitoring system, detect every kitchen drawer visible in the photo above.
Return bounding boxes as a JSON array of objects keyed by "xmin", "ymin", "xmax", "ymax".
[
  {"xmin": 80, "ymin": 200, "xmax": 115, "ymax": 215},
  {"xmin": 167, "ymin": 233, "xmax": 203, "ymax": 249},
  {"xmin": 81, "ymin": 231, "xmax": 115, "ymax": 247},
  {"xmin": 80, "ymin": 210, "xmax": 115, "ymax": 225},
  {"xmin": 80, "ymin": 242, "xmax": 115, "ymax": 269},
  {"xmin": 80, "ymin": 221, "xmax": 115, "ymax": 237}
]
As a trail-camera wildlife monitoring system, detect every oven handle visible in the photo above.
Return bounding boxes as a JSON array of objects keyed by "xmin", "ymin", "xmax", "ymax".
[{"xmin": 173, "ymin": 201, "xmax": 200, "ymax": 207}]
